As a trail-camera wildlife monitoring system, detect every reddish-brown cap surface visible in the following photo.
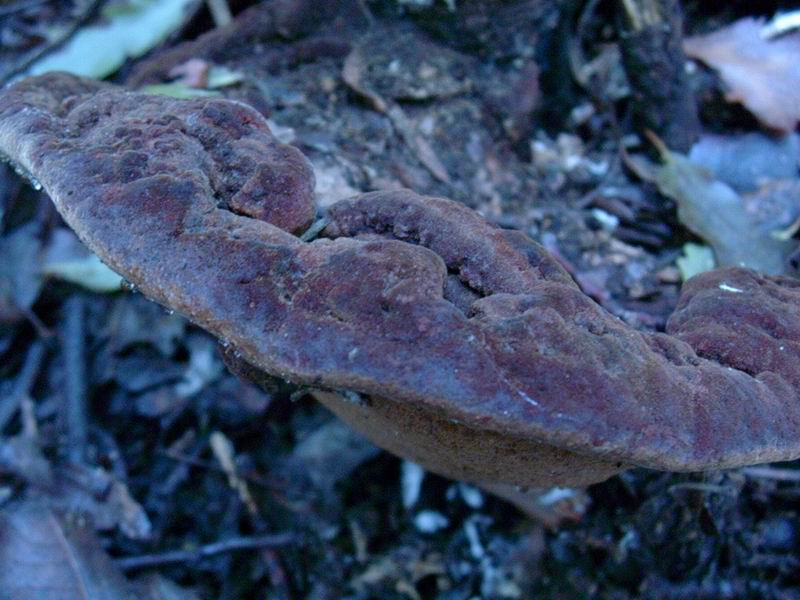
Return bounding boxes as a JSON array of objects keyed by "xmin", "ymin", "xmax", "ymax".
[{"xmin": 2, "ymin": 73, "xmax": 800, "ymax": 474}]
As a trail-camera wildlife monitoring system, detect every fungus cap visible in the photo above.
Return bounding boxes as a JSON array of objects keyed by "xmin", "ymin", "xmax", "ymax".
[{"xmin": 2, "ymin": 73, "xmax": 800, "ymax": 487}]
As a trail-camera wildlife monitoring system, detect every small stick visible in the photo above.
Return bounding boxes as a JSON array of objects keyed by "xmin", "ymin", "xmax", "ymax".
[
  {"xmin": 22, "ymin": 307, "xmax": 51, "ymax": 339},
  {"xmin": 0, "ymin": 340, "xmax": 45, "ymax": 432},
  {"xmin": 154, "ymin": 430, "xmax": 198, "ymax": 498},
  {"xmin": 159, "ymin": 447, "xmax": 274, "ymax": 489},
  {"xmin": 668, "ymin": 482, "xmax": 739, "ymax": 496},
  {"xmin": 116, "ymin": 533, "xmax": 296, "ymax": 571},
  {"xmin": 206, "ymin": 0, "xmax": 232, "ymax": 27},
  {"xmin": 0, "ymin": 0, "xmax": 49, "ymax": 19},
  {"xmin": 299, "ymin": 217, "xmax": 330, "ymax": 242},
  {"xmin": 741, "ymin": 466, "xmax": 800, "ymax": 482},
  {"xmin": 355, "ymin": 0, "xmax": 375, "ymax": 26},
  {"xmin": 210, "ymin": 431, "xmax": 260, "ymax": 517},
  {"xmin": 0, "ymin": 0, "xmax": 103, "ymax": 85},
  {"xmin": 62, "ymin": 295, "xmax": 88, "ymax": 464}
]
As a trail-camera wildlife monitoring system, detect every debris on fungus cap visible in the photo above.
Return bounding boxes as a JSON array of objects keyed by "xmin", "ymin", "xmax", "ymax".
[{"xmin": 2, "ymin": 73, "xmax": 800, "ymax": 488}]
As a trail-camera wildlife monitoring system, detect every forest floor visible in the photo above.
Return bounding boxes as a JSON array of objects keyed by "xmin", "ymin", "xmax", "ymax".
[{"xmin": 0, "ymin": 1, "xmax": 799, "ymax": 598}]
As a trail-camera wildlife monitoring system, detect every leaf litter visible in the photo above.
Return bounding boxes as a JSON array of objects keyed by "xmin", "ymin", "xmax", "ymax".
[
  {"xmin": 684, "ymin": 16, "xmax": 800, "ymax": 132},
  {"xmin": 0, "ymin": 2, "xmax": 800, "ymax": 598}
]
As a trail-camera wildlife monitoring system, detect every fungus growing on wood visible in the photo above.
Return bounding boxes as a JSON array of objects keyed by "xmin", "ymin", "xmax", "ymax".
[{"xmin": 2, "ymin": 73, "xmax": 800, "ymax": 490}]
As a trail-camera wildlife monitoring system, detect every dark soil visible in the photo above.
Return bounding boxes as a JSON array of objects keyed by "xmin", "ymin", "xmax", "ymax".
[{"xmin": 1, "ymin": 1, "xmax": 799, "ymax": 598}]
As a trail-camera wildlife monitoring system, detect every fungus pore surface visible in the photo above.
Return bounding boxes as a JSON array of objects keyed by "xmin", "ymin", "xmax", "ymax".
[{"xmin": 2, "ymin": 73, "xmax": 800, "ymax": 480}]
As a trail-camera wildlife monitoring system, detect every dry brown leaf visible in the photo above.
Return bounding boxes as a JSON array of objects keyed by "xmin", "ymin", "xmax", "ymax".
[
  {"xmin": 0, "ymin": 499, "xmax": 198, "ymax": 600},
  {"xmin": 168, "ymin": 58, "xmax": 211, "ymax": 88},
  {"xmin": 131, "ymin": 574, "xmax": 202, "ymax": 600},
  {"xmin": 684, "ymin": 18, "xmax": 800, "ymax": 132},
  {"xmin": 0, "ymin": 499, "xmax": 136, "ymax": 600}
]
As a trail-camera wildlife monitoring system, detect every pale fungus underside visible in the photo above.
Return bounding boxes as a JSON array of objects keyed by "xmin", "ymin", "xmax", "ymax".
[{"xmin": 2, "ymin": 73, "xmax": 799, "ymax": 487}]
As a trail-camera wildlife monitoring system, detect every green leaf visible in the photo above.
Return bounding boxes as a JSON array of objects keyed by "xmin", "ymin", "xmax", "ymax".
[
  {"xmin": 207, "ymin": 65, "xmax": 245, "ymax": 89},
  {"xmin": 652, "ymin": 143, "xmax": 795, "ymax": 275},
  {"xmin": 141, "ymin": 83, "xmax": 221, "ymax": 99},
  {"xmin": 27, "ymin": 0, "xmax": 195, "ymax": 80},
  {"xmin": 676, "ymin": 243, "xmax": 716, "ymax": 281},
  {"xmin": 44, "ymin": 253, "xmax": 123, "ymax": 293}
]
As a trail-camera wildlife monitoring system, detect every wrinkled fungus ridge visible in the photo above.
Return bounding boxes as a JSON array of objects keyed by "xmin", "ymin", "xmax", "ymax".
[{"xmin": 2, "ymin": 73, "xmax": 800, "ymax": 474}]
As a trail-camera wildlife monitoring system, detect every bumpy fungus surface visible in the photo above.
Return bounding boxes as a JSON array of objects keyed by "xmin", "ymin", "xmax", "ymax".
[{"xmin": 2, "ymin": 73, "xmax": 800, "ymax": 486}]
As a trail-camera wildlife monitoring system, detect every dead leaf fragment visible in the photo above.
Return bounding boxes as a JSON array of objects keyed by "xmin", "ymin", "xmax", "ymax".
[
  {"xmin": 676, "ymin": 243, "xmax": 716, "ymax": 281},
  {"xmin": 26, "ymin": 0, "xmax": 198, "ymax": 80},
  {"xmin": 53, "ymin": 464, "xmax": 153, "ymax": 541},
  {"xmin": 0, "ymin": 222, "xmax": 43, "ymax": 323},
  {"xmin": 686, "ymin": 132, "xmax": 800, "ymax": 250},
  {"xmin": 343, "ymin": 43, "xmax": 452, "ymax": 184},
  {"xmin": 168, "ymin": 58, "xmax": 210, "ymax": 88},
  {"xmin": 684, "ymin": 18, "xmax": 800, "ymax": 131},
  {"xmin": 0, "ymin": 499, "xmax": 192, "ymax": 599},
  {"xmin": 43, "ymin": 228, "xmax": 122, "ymax": 293},
  {"xmin": 0, "ymin": 499, "xmax": 137, "ymax": 600},
  {"xmin": 652, "ymin": 144, "xmax": 796, "ymax": 274},
  {"xmin": 131, "ymin": 574, "xmax": 202, "ymax": 600},
  {"xmin": 688, "ymin": 133, "xmax": 800, "ymax": 192}
]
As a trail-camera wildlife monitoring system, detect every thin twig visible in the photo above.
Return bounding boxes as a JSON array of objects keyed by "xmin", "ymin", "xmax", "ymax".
[
  {"xmin": 205, "ymin": 0, "xmax": 232, "ymax": 28},
  {"xmin": 0, "ymin": 0, "xmax": 103, "ymax": 85},
  {"xmin": 355, "ymin": 0, "xmax": 375, "ymax": 26},
  {"xmin": 62, "ymin": 295, "xmax": 88, "ymax": 464},
  {"xmin": 568, "ymin": 0, "xmax": 602, "ymax": 89},
  {"xmin": 154, "ymin": 430, "xmax": 198, "ymax": 498},
  {"xmin": 22, "ymin": 307, "xmax": 52, "ymax": 339},
  {"xmin": 620, "ymin": 0, "xmax": 643, "ymax": 31},
  {"xmin": 210, "ymin": 431, "xmax": 260, "ymax": 517},
  {"xmin": 299, "ymin": 217, "xmax": 330, "ymax": 242},
  {"xmin": 668, "ymin": 482, "xmax": 739, "ymax": 496},
  {"xmin": 342, "ymin": 49, "xmax": 451, "ymax": 184},
  {"xmin": 116, "ymin": 533, "xmax": 297, "ymax": 571},
  {"xmin": 0, "ymin": 340, "xmax": 45, "ymax": 432},
  {"xmin": 741, "ymin": 466, "xmax": 800, "ymax": 482},
  {"xmin": 0, "ymin": 0, "xmax": 49, "ymax": 18},
  {"xmin": 159, "ymin": 447, "xmax": 275, "ymax": 489},
  {"xmin": 620, "ymin": 0, "xmax": 662, "ymax": 30}
]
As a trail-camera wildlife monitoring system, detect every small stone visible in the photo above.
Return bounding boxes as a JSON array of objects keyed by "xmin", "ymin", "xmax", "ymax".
[
  {"xmin": 401, "ymin": 461, "xmax": 425, "ymax": 509},
  {"xmin": 414, "ymin": 510, "xmax": 449, "ymax": 533}
]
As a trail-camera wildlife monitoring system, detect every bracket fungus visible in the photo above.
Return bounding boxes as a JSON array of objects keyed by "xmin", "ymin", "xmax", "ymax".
[{"xmin": 2, "ymin": 73, "xmax": 800, "ymax": 490}]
